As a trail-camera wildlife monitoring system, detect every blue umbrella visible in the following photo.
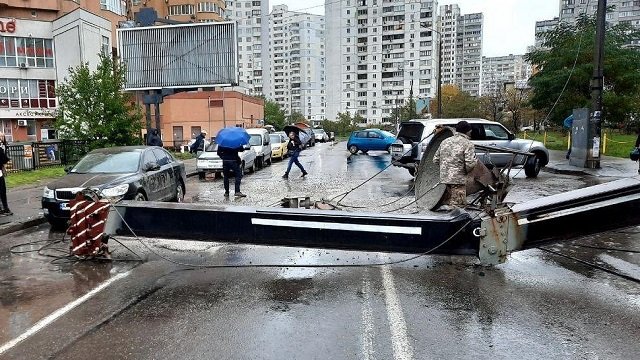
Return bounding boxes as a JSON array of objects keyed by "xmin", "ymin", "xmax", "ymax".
[
  {"xmin": 563, "ymin": 114, "xmax": 574, "ymax": 129},
  {"xmin": 215, "ymin": 127, "xmax": 250, "ymax": 148}
]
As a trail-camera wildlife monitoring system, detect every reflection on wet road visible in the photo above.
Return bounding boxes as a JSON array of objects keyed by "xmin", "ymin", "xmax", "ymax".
[{"xmin": 0, "ymin": 142, "xmax": 639, "ymax": 359}]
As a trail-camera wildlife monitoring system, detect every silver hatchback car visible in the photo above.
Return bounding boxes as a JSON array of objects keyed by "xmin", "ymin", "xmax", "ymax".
[{"xmin": 390, "ymin": 118, "xmax": 549, "ymax": 178}]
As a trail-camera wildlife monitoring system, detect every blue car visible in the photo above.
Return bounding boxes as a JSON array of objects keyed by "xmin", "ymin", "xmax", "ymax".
[{"xmin": 347, "ymin": 129, "xmax": 397, "ymax": 154}]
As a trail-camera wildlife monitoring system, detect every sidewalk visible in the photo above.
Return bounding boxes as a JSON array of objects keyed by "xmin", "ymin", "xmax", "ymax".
[
  {"xmin": 0, "ymin": 158, "xmax": 199, "ymax": 234},
  {"xmin": 544, "ymin": 149, "xmax": 638, "ymax": 177}
]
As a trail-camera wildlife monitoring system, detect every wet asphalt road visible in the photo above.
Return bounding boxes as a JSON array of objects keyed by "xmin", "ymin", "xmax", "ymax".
[{"xmin": 1, "ymin": 142, "xmax": 639, "ymax": 359}]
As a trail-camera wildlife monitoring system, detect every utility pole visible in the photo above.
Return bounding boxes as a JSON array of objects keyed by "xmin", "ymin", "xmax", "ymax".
[
  {"xmin": 395, "ymin": 93, "xmax": 399, "ymax": 133},
  {"xmin": 587, "ymin": 0, "xmax": 607, "ymax": 169}
]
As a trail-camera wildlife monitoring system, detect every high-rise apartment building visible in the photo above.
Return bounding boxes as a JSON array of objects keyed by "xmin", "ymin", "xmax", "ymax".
[
  {"xmin": 481, "ymin": 55, "xmax": 532, "ymax": 95},
  {"xmin": 266, "ymin": 5, "xmax": 325, "ymax": 122},
  {"xmin": 438, "ymin": 4, "xmax": 483, "ymax": 97},
  {"xmin": 224, "ymin": 0, "xmax": 270, "ymax": 95},
  {"xmin": 326, "ymin": 0, "xmax": 439, "ymax": 124},
  {"xmin": 559, "ymin": 0, "xmax": 640, "ymax": 45},
  {"xmin": 128, "ymin": 0, "xmax": 226, "ymax": 22},
  {"xmin": 534, "ymin": 17, "xmax": 559, "ymax": 48}
]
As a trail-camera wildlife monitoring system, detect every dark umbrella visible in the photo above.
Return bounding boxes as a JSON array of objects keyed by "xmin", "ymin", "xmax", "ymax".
[
  {"xmin": 283, "ymin": 125, "xmax": 310, "ymax": 144},
  {"xmin": 215, "ymin": 127, "xmax": 251, "ymax": 148}
]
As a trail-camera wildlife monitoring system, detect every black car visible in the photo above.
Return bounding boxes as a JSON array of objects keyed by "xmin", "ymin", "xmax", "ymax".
[{"xmin": 42, "ymin": 146, "xmax": 186, "ymax": 229}]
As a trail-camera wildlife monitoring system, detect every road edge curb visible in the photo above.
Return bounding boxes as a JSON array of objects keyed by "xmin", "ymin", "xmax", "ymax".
[{"xmin": 0, "ymin": 216, "xmax": 47, "ymax": 237}]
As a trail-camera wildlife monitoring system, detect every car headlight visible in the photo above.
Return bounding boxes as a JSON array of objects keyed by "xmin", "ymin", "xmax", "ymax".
[
  {"xmin": 100, "ymin": 184, "xmax": 130, "ymax": 198},
  {"xmin": 43, "ymin": 187, "xmax": 55, "ymax": 199}
]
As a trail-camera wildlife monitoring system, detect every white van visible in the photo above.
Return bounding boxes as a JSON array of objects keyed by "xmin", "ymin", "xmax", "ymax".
[{"xmin": 247, "ymin": 128, "xmax": 272, "ymax": 169}]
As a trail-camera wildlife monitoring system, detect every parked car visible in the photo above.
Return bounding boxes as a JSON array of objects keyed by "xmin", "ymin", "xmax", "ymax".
[
  {"xmin": 42, "ymin": 146, "xmax": 186, "ymax": 229},
  {"xmin": 270, "ymin": 133, "xmax": 288, "ymax": 160},
  {"xmin": 196, "ymin": 141, "xmax": 256, "ymax": 180},
  {"xmin": 390, "ymin": 118, "xmax": 549, "ymax": 177},
  {"xmin": 314, "ymin": 129, "xmax": 330, "ymax": 143},
  {"xmin": 347, "ymin": 129, "xmax": 397, "ymax": 154},
  {"xmin": 247, "ymin": 128, "xmax": 273, "ymax": 169}
]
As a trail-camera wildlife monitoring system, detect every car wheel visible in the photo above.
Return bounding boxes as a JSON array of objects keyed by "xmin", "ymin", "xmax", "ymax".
[
  {"xmin": 408, "ymin": 167, "xmax": 416, "ymax": 177},
  {"xmin": 134, "ymin": 192, "xmax": 147, "ymax": 201},
  {"xmin": 524, "ymin": 153, "xmax": 542, "ymax": 178},
  {"xmin": 348, "ymin": 145, "xmax": 359, "ymax": 154},
  {"xmin": 173, "ymin": 182, "xmax": 185, "ymax": 202},
  {"xmin": 266, "ymin": 156, "xmax": 272, "ymax": 166},
  {"xmin": 386, "ymin": 145, "xmax": 391, "ymax": 154},
  {"xmin": 198, "ymin": 171, "xmax": 206, "ymax": 180},
  {"xmin": 240, "ymin": 162, "xmax": 246, "ymax": 175}
]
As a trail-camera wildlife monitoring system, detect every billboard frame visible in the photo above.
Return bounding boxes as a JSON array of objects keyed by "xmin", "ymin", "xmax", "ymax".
[{"xmin": 117, "ymin": 21, "xmax": 239, "ymax": 91}]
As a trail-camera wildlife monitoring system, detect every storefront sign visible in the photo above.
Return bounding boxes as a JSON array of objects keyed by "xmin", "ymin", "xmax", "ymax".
[
  {"xmin": 0, "ymin": 108, "xmax": 58, "ymax": 118},
  {"xmin": 0, "ymin": 19, "xmax": 16, "ymax": 33}
]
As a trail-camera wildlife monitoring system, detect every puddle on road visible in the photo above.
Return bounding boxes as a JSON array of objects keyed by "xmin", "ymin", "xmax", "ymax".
[{"xmin": 0, "ymin": 226, "xmax": 137, "ymax": 344}]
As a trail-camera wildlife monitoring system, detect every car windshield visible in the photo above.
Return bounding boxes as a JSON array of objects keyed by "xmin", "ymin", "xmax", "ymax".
[
  {"xmin": 71, "ymin": 150, "xmax": 141, "ymax": 174},
  {"xmin": 270, "ymin": 135, "xmax": 281, "ymax": 143},
  {"xmin": 381, "ymin": 130, "xmax": 394, "ymax": 137},
  {"xmin": 205, "ymin": 142, "xmax": 219, "ymax": 152},
  {"xmin": 249, "ymin": 134, "xmax": 262, "ymax": 146},
  {"xmin": 317, "ymin": 129, "xmax": 326, "ymax": 134}
]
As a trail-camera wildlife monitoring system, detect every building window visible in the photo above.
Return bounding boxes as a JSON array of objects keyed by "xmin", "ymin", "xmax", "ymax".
[
  {"xmin": 100, "ymin": 0, "xmax": 126, "ymax": 15},
  {"xmin": 0, "ymin": 79, "xmax": 57, "ymax": 109},
  {"xmin": 0, "ymin": 37, "xmax": 54, "ymax": 68},
  {"xmin": 101, "ymin": 36, "xmax": 110, "ymax": 55},
  {"xmin": 169, "ymin": 4, "xmax": 195, "ymax": 15}
]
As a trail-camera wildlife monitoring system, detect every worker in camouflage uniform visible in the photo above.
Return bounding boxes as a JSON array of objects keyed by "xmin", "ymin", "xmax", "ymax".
[{"xmin": 433, "ymin": 121, "xmax": 477, "ymax": 207}]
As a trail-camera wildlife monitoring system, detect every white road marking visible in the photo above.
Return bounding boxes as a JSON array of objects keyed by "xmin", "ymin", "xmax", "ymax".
[
  {"xmin": 0, "ymin": 271, "xmax": 131, "ymax": 355},
  {"xmin": 381, "ymin": 265, "xmax": 414, "ymax": 360},
  {"xmin": 361, "ymin": 271, "xmax": 376, "ymax": 360},
  {"xmin": 251, "ymin": 218, "xmax": 422, "ymax": 235}
]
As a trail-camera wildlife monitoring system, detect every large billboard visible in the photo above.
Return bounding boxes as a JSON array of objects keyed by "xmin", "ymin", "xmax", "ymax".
[{"xmin": 118, "ymin": 22, "xmax": 238, "ymax": 91}]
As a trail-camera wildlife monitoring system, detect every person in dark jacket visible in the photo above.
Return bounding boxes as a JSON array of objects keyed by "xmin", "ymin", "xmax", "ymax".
[
  {"xmin": 635, "ymin": 128, "xmax": 640, "ymax": 174},
  {"xmin": 147, "ymin": 128, "xmax": 163, "ymax": 147},
  {"xmin": 282, "ymin": 131, "xmax": 308, "ymax": 179},
  {"xmin": 0, "ymin": 143, "xmax": 11, "ymax": 215},
  {"xmin": 190, "ymin": 130, "xmax": 207, "ymax": 155},
  {"xmin": 217, "ymin": 145, "xmax": 246, "ymax": 197}
]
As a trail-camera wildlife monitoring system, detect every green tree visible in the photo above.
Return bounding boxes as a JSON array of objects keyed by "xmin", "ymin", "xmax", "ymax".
[
  {"xmin": 321, "ymin": 112, "xmax": 359, "ymax": 136},
  {"xmin": 431, "ymin": 84, "xmax": 480, "ymax": 118},
  {"xmin": 287, "ymin": 111, "xmax": 306, "ymax": 124},
  {"xmin": 526, "ymin": 12, "xmax": 640, "ymax": 129},
  {"xmin": 55, "ymin": 54, "xmax": 142, "ymax": 149},
  {"xmin": 264, "ymin": 100, "xmax": 286, "ymax": 130}
]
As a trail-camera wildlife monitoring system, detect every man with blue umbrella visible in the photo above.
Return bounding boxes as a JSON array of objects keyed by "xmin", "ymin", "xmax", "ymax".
[{"xmin": 216, "ymin": 127, "xmax": 250, "ymax": 197}]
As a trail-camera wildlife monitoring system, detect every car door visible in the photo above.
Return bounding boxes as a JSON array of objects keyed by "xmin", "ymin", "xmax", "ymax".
[
  {"xmin": 367, "ymin": 131, "xmax": 384, "ymax": 150},
  {"xmin": 141, "ymin": 149, "xmax": 164, "ymax": 201},
  {"xmin": 152, "ymin": 148, "xmax": 177, "ymax": 201},
  {"xmin": 481, "ymin": 123, "xmax": 515, "ymax": 166}
]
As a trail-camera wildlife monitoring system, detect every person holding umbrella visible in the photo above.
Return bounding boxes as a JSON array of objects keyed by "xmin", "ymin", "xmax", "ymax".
[
  {"xmin": 215, "ymin": 127, "xmax": 250, "ymax": 197},
  {"xmin": 282, "ymin": 126, "xmax": 308, "ymax": 179}
]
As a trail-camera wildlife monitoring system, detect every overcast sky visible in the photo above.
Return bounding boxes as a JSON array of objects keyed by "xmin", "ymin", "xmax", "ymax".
[{"xmin": 269, "ymin": 0, "xmax": 560, "ymax": 57}]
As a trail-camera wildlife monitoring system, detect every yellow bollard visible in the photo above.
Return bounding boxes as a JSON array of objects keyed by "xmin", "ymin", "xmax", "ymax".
[
  {"xmin": 523, "ymin": 131, "xmax": 527, "ymax": 139},
  {"xmin": 543, "ymin": 131, "xmax": 547, "ymax": 146},
  {"xmin": 567, "ymin": 131, "xmax": 571, "ymax": 150},
  {"xmin": 603, "ymin": 132, "xmax": 607, "ymax": 154}
]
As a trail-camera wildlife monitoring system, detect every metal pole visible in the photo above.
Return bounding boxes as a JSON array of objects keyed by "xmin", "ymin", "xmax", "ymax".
[
  {"xmin": 222, "ymin": 88, "xmax": 226, "ymax": 128},
  {"xmin": 144, "ymin": 91, "xmax": 152, "ymax": 143},
  {"xmin": 207, "ymin": 95, "xmax": 211, "ymax": 133},
  {"xmin": 587, "ymin": 0, "xmax": 606, "ymax": 169},
  {"xmin": 437, "ymin": 32, "xmax": 443, "ymax": 118}
]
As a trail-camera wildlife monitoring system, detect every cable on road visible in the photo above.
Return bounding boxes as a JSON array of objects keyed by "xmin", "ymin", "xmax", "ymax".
[
  {"xmin": 537, "ymin": 247, "xmax": 640, "ymax": 284},
  {"xmin": 111, "ymin": 202, "xmax": 481, "ymax": 269}
]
